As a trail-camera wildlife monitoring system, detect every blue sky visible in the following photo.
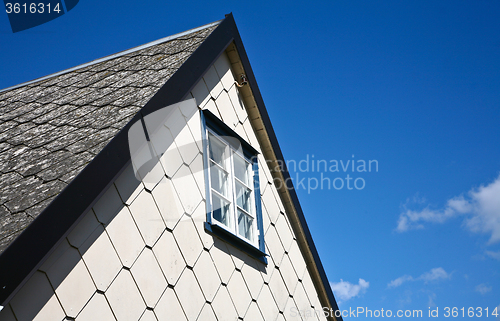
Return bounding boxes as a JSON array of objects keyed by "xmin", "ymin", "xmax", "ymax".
[{"xmin": 1, "ymin": 1, "xmax": 500, "ymax": 319}]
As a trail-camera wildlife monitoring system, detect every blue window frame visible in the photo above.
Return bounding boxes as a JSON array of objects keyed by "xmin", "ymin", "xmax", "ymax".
[{"xmin": 201, "ymin": 110, "xmax": 267, "ymax": 263}]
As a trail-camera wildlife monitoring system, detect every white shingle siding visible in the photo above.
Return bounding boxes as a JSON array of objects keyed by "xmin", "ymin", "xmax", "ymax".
[{"xmin": 2, "ymin": 52, "xmax": 328, "ymax": 321}]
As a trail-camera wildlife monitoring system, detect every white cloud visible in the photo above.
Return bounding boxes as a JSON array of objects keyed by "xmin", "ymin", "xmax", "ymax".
[
  {"xmin": 475, "ymin": 283, "xmax": 492, "ymax": 295},
  {"xmin": 388, "ymin": 267, "xmax": 450, "ymax": 288},
  {"xmin": 388, "ymin": 275, "xmax": 413, "ymax": 288},
  {"xmin": 330, "ymin": 279, "xmax": 369, "ymax": 303},
  {"xmin": 396, "ymin": 199, "xmax": 463, "ymax": 232},
  {"xmin": 485, "ymin": 250, "xmax": 500, "ymax": 260},
  {"xmin": 419, "ymin": 267, "xmax": 450, "ymax": 283},
  {"xmin": 464, "ymin": 176, "xmax": 500, "ymax": 243},
  {"xmin": 396, "ymin": 174, "xmax": 500, "ymax": 244}
]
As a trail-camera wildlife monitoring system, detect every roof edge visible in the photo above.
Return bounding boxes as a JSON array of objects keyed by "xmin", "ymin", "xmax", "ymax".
[
  {"xmin": 0, "ymin": 20, "xmax": 221, "ymax": 94},
  {"xmin": 220, "ymin": 15, "xmax": 343, "ymax": 321}
]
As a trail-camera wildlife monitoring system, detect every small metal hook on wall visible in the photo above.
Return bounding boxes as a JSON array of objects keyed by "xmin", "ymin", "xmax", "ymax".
[{"xmin": 234, "ymin": 74, "xmax": 248, "ymax": 88}]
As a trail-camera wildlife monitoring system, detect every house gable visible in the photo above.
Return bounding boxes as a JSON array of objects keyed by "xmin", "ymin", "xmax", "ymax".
[{"xmin": 0, "ymin": 14, "xmax": 341, "ymax": 321}]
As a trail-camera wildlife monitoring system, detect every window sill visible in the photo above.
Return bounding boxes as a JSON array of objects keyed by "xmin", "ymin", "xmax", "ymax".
[{"xmin": 204, "ymin": 222, "xmax": 268, "ymax": 264}]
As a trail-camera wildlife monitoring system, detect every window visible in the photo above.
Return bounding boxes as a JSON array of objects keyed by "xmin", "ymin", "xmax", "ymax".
[{"xmin": 201, "ymin": 110, "xmax": 266, "ymax": 262}]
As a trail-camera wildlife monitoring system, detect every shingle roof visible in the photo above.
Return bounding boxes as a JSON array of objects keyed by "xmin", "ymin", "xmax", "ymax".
[{"xmin": 0, "ymin": 22, "xmax": 218, "ymax": 254}]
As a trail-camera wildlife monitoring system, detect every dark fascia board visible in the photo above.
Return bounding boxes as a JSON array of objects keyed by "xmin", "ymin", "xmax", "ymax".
[{"xmin": 0, "ymin": 14, "xmax": 342, "ymax": 319}]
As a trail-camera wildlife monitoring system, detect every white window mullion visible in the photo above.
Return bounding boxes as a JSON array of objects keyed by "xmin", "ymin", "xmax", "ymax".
[
  {"xmin": 211, "ymin": 189, "xmax": 232, "ymax": 203},
  {"xmin": 205, "ymin": 127, "xmax": 214, "ymax": 218},
  {"xmin": 229, "ymin": 150, "xmax": 238, "ymax": 234}
]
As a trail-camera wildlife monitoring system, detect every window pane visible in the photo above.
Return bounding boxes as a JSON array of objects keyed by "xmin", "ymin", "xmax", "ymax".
[
  {"xmin": 210, "ymin": 164, "xmax": 228, "ymax": 197},
  {"xmin": 233, "ymin": 154, "xmax": 250, "ymax": 186},
  {"xmin": 212, "ymin": 193, "xmax": 231, "ymax": 228},
  {"xmin": 235, "ymin": 181, "xmax": 252, "ymax": 213},
  {"xmin": 208, "ymin": 133, "xmax": 227, "ymax": 168},
  {"xmin": 238, "ymin": 210, "xmax": 254, "ymax": 242}
]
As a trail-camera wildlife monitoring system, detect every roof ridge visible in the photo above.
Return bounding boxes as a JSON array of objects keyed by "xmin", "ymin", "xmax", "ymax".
[{"xmin": 0, "ymin": 20, "xmax": 222, "ymax": 94}]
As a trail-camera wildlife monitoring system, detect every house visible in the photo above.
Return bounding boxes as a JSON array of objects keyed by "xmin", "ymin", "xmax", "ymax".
[{"xmin": 0, "ymin": 14, "xmax": 342, "ymax": 321}]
